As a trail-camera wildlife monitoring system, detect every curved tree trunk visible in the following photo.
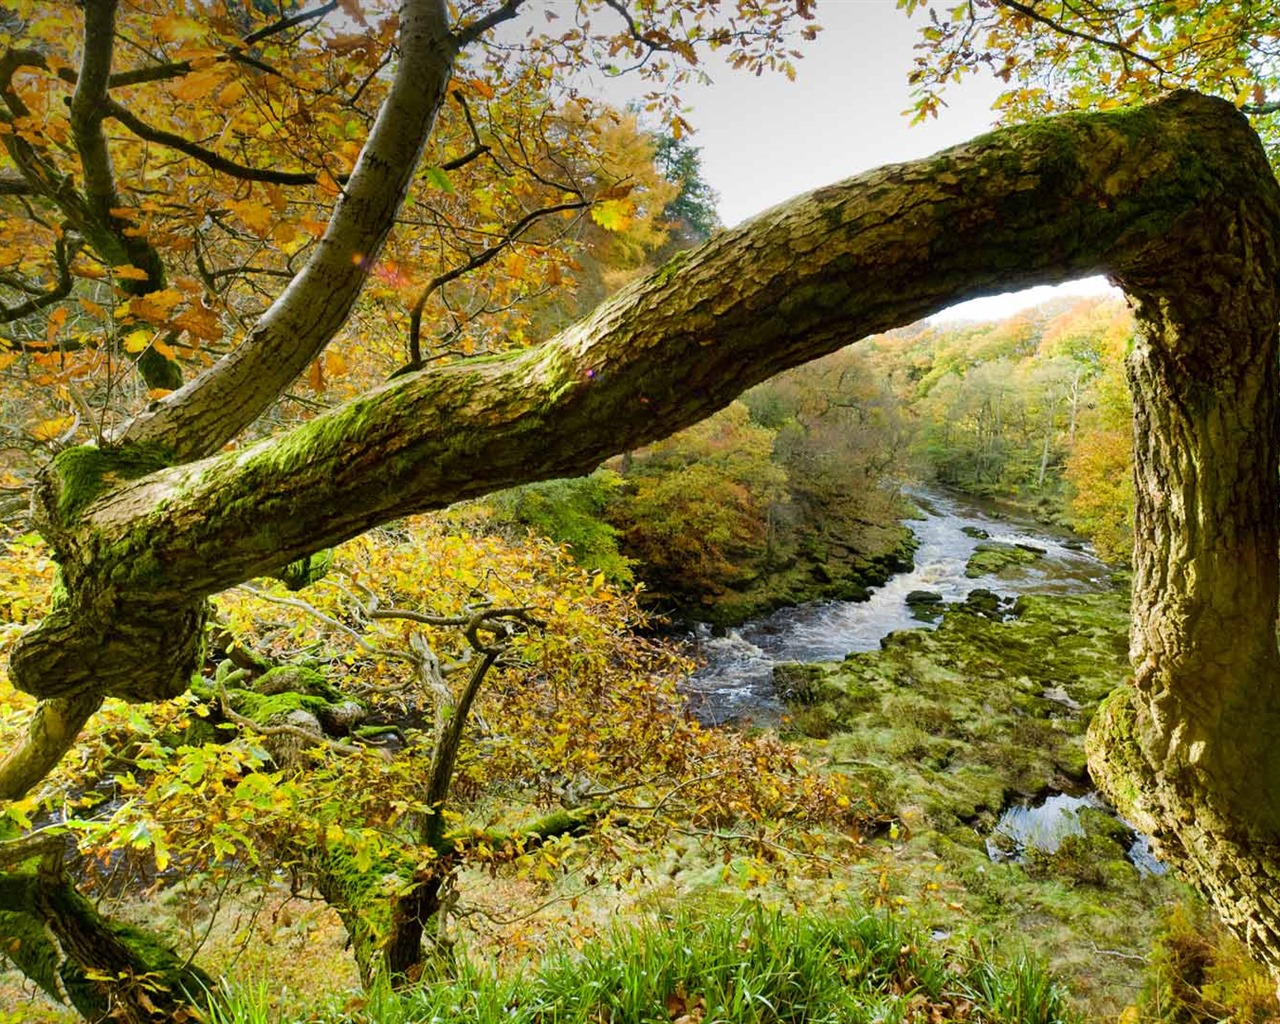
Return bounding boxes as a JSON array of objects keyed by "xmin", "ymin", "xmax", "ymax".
[
  {"xmin": 1088, "ymin": 191, "xmax": 1280, "ymax": 967},
  {"xmin": 7, "ymin": 86, "xmax": 1280, "ymax": 1003}
]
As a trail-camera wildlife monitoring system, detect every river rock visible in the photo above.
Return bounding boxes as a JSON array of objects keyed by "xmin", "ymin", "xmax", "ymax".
[
  {"xmin": 961, "ymin": 526, "xmax": 990, "ymax": 539},
  {"xmin": 964, "ymin": 541, "xmax": 1043, "ymax": 578}
]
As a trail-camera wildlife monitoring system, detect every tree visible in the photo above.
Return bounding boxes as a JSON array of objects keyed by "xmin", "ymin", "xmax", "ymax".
[
  {"xmin": 3, "ymin": 0, "xmax": 1280, "ymax": 1012},
  {"xmin": 902, "ymin": 0, "xmax": 1280, "ymax": 155}
]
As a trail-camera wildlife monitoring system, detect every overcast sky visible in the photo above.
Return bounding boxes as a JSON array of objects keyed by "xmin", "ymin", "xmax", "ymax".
[{"xmin": 581, "ymin": 0, "xmax": 1119, "ymax": 321}]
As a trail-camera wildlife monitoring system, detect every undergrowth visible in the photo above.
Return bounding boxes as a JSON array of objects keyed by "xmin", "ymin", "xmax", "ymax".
[{"xmin": 211, "ymin": 904, "xmax": 1078, "ymax": 1024}]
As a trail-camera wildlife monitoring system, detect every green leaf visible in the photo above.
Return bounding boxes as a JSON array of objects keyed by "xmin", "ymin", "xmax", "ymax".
[{"xmin": 423, "ymin": 166, "xmax": 454, "ymax": 193}]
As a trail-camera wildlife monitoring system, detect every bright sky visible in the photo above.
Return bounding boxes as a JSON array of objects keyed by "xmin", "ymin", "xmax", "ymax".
[{"xmin": 583, "ymin": 0, "xmax": 1121, "ymax": 321}]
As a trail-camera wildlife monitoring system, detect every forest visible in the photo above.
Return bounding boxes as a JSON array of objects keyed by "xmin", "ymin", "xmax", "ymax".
[{"xmin": 2, "ymin": 0, "xmax": 1280, "ymax": 1022}]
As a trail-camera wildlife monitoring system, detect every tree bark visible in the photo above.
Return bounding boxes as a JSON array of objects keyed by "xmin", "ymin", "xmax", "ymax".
[{"xmin": 1087, "ymin": 168, "xmax": 1280, "ymax": 968}]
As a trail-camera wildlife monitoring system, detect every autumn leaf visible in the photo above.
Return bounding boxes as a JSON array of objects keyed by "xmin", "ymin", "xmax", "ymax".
[
  {"xmin": 228, "ymin": 198, "xmax": 275, "ymax": 237},
  {"xmin": 596, "ymin": 182, "xmax": 636, "ymax": 201},
  {"xmin": 112, "ymin": 264, "xmax": 151, "ymax": 282},
  {"xmin": 590, "ymin": 198, "xmax": 634, "ymax": 232},
  {"xmin": 309, "ymin": 358, "xmax": 326, "ymax": 393},
  {"xmin": 324, "ymin": 350, "xmax": 347, "ymax": 378},
  {"xmin": 45, "ymin": 307, "xmax": 68, "ymax": 346},
  {"xmin": 217, "ymin": 80, "xmax": 247, "ymax": 108},
  {"xmin": 32, "ymin": 415, "xmax": 75, "ymax": 441},
  {"xmin": 172, "ymin": 303, "xmax": 222, "ymax": 342},
  {"xmin": 129, "ymin": 289, "xmax": 184, "ymax": 324},
  {"xmin": 123, "ymin": 329, "xmax": 152, "ymax": 354},
  {"xmin": 78, "ymin": 297, "xmax": 107, "ymax": 319},
  {"xmin": 171, "ymin": 67, "xmax": 227, "ymax": 105},
  {"xmin": 153, "ymin": 14, "xmax": 205, "ymax": 43}
]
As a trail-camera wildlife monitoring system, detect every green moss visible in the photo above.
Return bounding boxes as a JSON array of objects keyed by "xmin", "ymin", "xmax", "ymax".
[
  {"xmin": 274, "ymin": 548, "xmax": 335, "ymax": 591},
  {"xmin": 254, "ymin": 664, "xmax": 340, "ymax": 701},
  {"xmin": 651, "ymin": 247, "xmax": 694, "ymax": 287},
  {"xmin": 964, "ymin": 542, "xmax": 1042, "ymax": 578},
  {"xmin": 50, "ymin": 441, "xmax": 174, "ymax": 526},
  {"xmin": 801, "ymin": 589, "xmax": 1132, "ymax": 832}
]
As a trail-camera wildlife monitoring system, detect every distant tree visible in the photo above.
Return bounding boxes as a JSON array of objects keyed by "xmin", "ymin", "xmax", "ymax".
[{"xmin": 653, "ymin": 134, "xmax": 721, "ymax": 245}]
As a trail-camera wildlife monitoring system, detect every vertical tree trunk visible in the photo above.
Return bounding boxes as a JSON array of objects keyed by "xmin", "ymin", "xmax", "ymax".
[{"xmin": 1089, "ymin": 194, "xmax": 1280, "ymax": 968}]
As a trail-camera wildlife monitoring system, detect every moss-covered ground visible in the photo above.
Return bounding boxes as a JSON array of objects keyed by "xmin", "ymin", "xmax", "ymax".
[{"xmin": 778, "ymin": 587, "xmax": 1211, "ymax": 1015}]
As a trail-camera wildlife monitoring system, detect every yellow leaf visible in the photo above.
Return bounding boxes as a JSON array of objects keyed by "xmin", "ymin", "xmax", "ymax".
[
  {"xmin": 171, "ymin": 67, "xmax": 226, "ymax": 105},
  {"xmin": 324, "ymin": 349, "xmax": 347, "ymax": 377},
  {"xmin": 113, "ymin": 264, "xmax": 151, "ymax": 281},
  {"xmin": 32, "ymin": 416, "xmax": 74, "ymax": 441},
  {"xmin": 153, "ymin": 338, "xmax": 177, "ymax": 360},
  {"xmin": 589, "ymin": 198, "xmax": 634, "ymax": 233},
  {"xmin": 228, "ymin": 198, "xmax": 274, "ymax": 237},
  {"xmin": 123, "ymin": 329, "xmax": 152, "ymax": 354},
  {"xmin": 154, "ymin": 14, "xmax": 206, "ymax": 43},
  {"xmin": 217, "ymin": 80, "xmax": 246, "ymax": 108}
]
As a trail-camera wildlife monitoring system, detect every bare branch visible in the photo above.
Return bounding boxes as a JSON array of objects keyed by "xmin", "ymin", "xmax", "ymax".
[
  {"xmin": 404, "ymin": 199, "xmax": 588, "ymax": 367},
  {"xmin": 243, "ymin": 1, "xmax": 340, "ymax": 46},
  {"xmin": 454, "ymin": 0, "xmax": 526, "ymax": 48},
  {"xmin": 103, "ymin": 98, "xmax": 319, "ymax": 185}
]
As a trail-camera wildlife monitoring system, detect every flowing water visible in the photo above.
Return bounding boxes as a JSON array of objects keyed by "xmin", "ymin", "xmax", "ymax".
[
  {"xmin": 679, "ymin": 484, "xmax": 1160, "ymax": 872},
  {"xmin": 683, "ymin": 486, "xmax": 1113, "ymax": 725}
]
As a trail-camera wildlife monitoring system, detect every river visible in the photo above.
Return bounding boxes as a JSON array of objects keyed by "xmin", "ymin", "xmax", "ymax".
[{"xmin": 682, "ymin": 485, "xmax": 1114, "ymax": 726}]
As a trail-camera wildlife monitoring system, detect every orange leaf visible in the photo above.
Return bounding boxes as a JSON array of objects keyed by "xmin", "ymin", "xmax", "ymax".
[
  {"xmin": 171, "ymin": 67, "xmax": 226, "ymax": 104},
  {"xmin": 113, "ymin": 264, "xmax": 151, "ymax": 281},
  {"xmin": 324, "ymin": 349, "xmax": 347, "ymax": 378},
  {"xmin": 228, "ymin": 198, "xmax": 274, "ymax": 237},
  {"xmin": 172, "ymin": 303, "xmax": 222, "ymax": 342},
  {"xmin": 129, "ymin": 288, "xmax": 184, "ymax": 324},
  {"xmin": 308, "ymin": 358, "xmax": 326, "ymax": 393},
  {"xmin": 45, "ymin": 307, "xmax": 68, "ymax": 346},
  {"xmin": 216, "ymin": 80, "xmax": 246, "ymax": 108}
]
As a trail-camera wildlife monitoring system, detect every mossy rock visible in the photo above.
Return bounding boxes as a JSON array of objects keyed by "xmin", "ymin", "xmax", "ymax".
[
  {"xmin": 772, "ymin": 662, "xmax": 832, "ymax": 704},
  {"xmin": 964, "ymin": 541, "xmax": 1043, "ymax": 578},
  {"xmin": 255, "ymin": 664, "xmax": 341, "ymax": 702},
  {"xmin": 792, "ymin": 589, "xmax": 1131, "ymax": 834}
]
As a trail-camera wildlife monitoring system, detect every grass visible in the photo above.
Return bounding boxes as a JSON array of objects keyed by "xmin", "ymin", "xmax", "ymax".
[{"xmin": 212, "ymin": 903, "xmax": 1079, "ymax": 1024}]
